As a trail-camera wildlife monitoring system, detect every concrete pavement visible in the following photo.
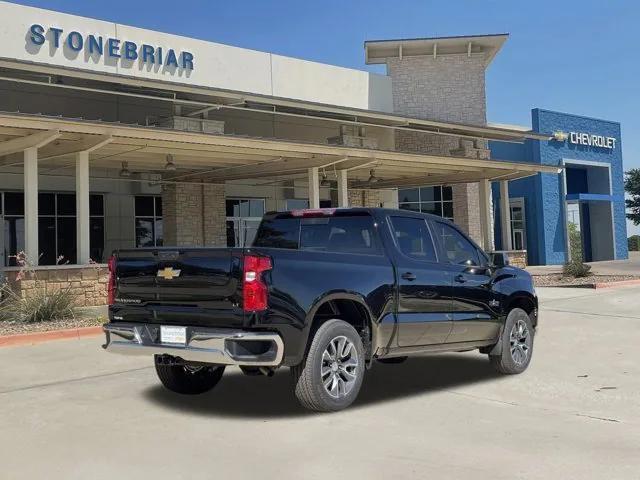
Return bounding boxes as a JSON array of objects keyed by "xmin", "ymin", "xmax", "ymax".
[
  {"xmin": 1, "ymin": 287, "xmax": 639, "ymax": 479},
  {"xmin": 527, "ymin": 251, "xmax": 640, "ymax": 276}
]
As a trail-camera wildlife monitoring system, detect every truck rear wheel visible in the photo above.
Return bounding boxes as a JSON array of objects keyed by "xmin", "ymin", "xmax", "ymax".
[
  {"xmin": 154, "ymin": 357, "xmax": 225, "ymax": 395},
  {"xmin": 489, "ymin": 307, "xmax": 534, "ymax": 374},
  {"xmin": 292, "ymin": 319, "xmax": 365, "ymax": 412}
]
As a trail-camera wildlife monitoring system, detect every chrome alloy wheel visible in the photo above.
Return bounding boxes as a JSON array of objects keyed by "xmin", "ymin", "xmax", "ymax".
[
  {"xmin": 509, "ymin": 319, "xmax": 531, "ymax": 366},
  {"xmin": 320, "ymin": 335, "xmax": 359, "ymax": 399}
]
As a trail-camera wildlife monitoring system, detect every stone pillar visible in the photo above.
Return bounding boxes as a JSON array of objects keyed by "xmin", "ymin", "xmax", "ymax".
[
  {"xmin": 162, "ymin": 183, "xmax": 204, "ymax": 247},
  {"xmin": 348, "ymin": 189, "xmax": 383, "ymax": 207},
  {"xmin": 162, "ymin": 182, "xmax": 227, "ymax": 247},
  {"xmin": 385, "ymin": 52, "xmax": 491, "ymax": 244},
  {"xmin": 203, "ymin": 184, "xmax": 226, "ymax": 247}
]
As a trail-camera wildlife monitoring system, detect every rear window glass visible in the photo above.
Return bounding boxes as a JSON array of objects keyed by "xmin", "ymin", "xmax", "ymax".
[
  {"xmin": 300, "ymin": 216, "xmax": 380, "ymax": 254},
  {"xmin": 253, "ymin": 218, "xmax": 301, "ymax": 249},
  {"xmin": 253, "ymin": 214, "xmax": 381, "ymax": 254}
]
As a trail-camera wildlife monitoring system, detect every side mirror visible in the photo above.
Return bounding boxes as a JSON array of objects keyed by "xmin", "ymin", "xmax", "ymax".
[{"xmin": 490, "ymin": 252, "xmax": 510, "ymax": 268}]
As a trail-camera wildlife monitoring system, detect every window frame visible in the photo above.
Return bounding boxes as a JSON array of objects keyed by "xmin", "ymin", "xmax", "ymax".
[
  {"xmin": 387, "ymin": 215, "xmax": 440, "ymax": 264},
  {"xmin": 134, "ymin": 195, "xmax": 163, "ymax": 248},
  {"xmin": 1, "ymin": 191, "xmax": 105, "ymax": 266},
  {"xmin": 398, "ymin": 186, "xmax": 454, "ymax": 221}
]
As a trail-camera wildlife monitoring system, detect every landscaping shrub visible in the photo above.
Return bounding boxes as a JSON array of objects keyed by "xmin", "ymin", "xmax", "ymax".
[
  {"xmin": 562, "ymin": 261, "xmax": 592, "ymax": 278},
  {"xmin": 628, "ymin": 235, "xmax": 640, "ymax": 252},
  {"xmin": 0, "ymin": 285, "xmax": 78, "ymax": 323}
]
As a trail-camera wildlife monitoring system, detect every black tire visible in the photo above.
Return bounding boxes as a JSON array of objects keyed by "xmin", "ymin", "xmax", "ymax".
[
  {"xmin": 291, "ymin": 319, "xmax": 365, "ymax": 412},
  {"xmin": 489, "ymin": 307, "xmax": 534, "ymax": 374},
  {"xmin": 155, "ymin": 358, "xmax": 225, "ymax": 395},
  {"xmin": 377, "ymin": 356, "xmax": 408, "ymax": 364}
]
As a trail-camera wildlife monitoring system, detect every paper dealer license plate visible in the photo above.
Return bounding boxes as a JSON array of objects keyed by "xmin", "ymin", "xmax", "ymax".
[{"xmin": 160, "ymin": 326, "xmax": 187, "ymax": 345}]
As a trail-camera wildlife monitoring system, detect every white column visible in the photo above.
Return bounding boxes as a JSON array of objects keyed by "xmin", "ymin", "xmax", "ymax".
[
  {"xmin": 337, "ymin": 169, "xmax": 349, "ymax": 207},
  {"xmin": 500, "ymin": 180, "xmax": 513, "ymax": 250},
  {"xmin": 478, "ymin": 179, "xmax": 493, "ymax": 251},
  {"xmin": 75, "ymin": 151, "xmax": 90, "ymax": 264},
  {"xmin": 308, "ymin": 167, "xmax": 320, "ymax": 209},
  {"xmin": 23, "ymin": 147, "xmax": 39, "ymax": 265}
]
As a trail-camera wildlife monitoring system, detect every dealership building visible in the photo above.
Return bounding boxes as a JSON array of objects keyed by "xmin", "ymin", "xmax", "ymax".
[{"xmin": 0, "ymin": 1, "xmax": 627, "ymax": 305}]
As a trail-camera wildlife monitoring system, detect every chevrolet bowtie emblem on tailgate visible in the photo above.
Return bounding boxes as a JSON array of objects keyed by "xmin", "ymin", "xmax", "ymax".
[{"xmin": 157, "ymin": 267, "xmax": 181, "ymax": 280}]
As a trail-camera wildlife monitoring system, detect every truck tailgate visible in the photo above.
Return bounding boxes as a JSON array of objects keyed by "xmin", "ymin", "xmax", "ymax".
[{"xmin": 111, "ymin": 248, "xmax": 244, "ymax": 327}]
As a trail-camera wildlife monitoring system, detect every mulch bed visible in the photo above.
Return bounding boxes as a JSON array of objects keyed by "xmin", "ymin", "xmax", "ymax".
[
  {"xmin": 533, "ymin": 274, "xmax": 640, "ymax": 288},
  {"xmin": 0, "ymin": 315, "xmax": 104, "ymax": 337}
]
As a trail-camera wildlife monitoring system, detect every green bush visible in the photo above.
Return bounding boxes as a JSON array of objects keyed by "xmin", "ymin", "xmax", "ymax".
[
  {"xmin": 0, "ymin": 284, "xmax": 78, "ymax": 323},
  {"xmin": 562, "ymin": 261, "xmax": 592, "ymax": 278},
  {"xmin": 567, "ymin": 222, "xmax": 583, "ymax": 262},
  {"xmin": 628, "ymin": 235, "xmax": 640, "ymax": 252}
]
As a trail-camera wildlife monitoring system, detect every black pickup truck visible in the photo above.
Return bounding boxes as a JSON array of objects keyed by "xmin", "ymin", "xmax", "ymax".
[{"xmin": 103, "ymin": 208, "xmax": 537, "ymax": 412}]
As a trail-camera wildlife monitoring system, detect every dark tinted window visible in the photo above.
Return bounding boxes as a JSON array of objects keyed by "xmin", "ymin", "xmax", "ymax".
[
  {"xmin": 90, "ymin": 195, "xmax": 104, "ymax": 216},
  {"xmin": 4, "ymin": 192, "xmax": 24, "ymax": 215},
  {"xmin": 39, "ymin": 193, "xmax": 55, "ymax": 215},
  {"xmin": 253, "ymin": 214, "xmax": 380, "ymax": 254},
  {"xmin": 253, "ymin": 218, "xmax": 301, "ymax": 249},
  {"xmin": 57, "ymin": 194, "xmax": 76, "ymax": 215},
  {"xmin": 432, "ymin": 221, "xmax": 480, "ymax": 266},
  {"xmin": 300, "ymin": 216, "xmax": 380, "ymax": 254},
  {"xmin": 135, "ymin": 196, "xmax": 155, "ymax": 216},
  {"xmin": 390, "ymin": 216, "xmax": 437, "ymax": 262}
]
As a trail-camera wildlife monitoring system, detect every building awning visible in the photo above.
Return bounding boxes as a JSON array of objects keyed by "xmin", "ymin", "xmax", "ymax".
[
  {"xmin": 0, "ymin": 112, "xmax": 559, "ymax": 189},
  {"xmin": 0, "ymin": 60, "xmax": 549, "ymax": 145}
]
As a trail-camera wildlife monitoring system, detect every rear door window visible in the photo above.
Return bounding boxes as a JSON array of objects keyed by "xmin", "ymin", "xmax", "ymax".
[
  {"xmin": 389, "ymin": 216, "xmax": 437, "ymax": 262},
  {"xmin": 300, "ymin": 216, "xmax": 381, "ymax": 255}
]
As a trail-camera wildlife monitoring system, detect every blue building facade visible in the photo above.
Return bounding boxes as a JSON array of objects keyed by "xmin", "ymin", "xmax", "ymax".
[{"xmin": 491, "ymin": 109, "xmax": 627, "ymax": 266}]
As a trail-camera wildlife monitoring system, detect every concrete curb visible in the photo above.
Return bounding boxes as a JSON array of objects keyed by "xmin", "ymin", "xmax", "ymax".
[
  {"xmin": 592, "ymin": 279, "xmax": 640, "ymax": 289},
  {"xmin": 0, "ymin": 325, "xmax": 103, "ymax": 348}
]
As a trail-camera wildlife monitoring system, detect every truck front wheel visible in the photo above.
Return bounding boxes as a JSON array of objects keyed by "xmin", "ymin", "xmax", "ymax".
[
  {"xmin": 154, "ymin": 357, "xmax": 225, "ymax": 395},
  {"xmin": 489, "ymin": 307, "xmax": 534, "ymax": 374},
  {"xmin": 292, "ymin": 319, "xmax": 365, "ymax": 412}
]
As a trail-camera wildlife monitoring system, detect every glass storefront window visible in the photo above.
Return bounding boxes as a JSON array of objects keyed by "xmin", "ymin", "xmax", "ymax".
[
  {"xmin": 134, "ymin": 196, "xmax": 163, "ymax": 247},
  {"xmin": 398, "ymin": 186, "xmax": 454, "ymax": 221},
  {"xmin": 1, "ymin": 192, "xmax": 105, "ymax": 266}
]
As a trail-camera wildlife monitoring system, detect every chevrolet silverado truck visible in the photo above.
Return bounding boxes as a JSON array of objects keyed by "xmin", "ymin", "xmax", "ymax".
[{"xmin": 103, "ymin": 208, "xmax": 537, "ymax": 412}]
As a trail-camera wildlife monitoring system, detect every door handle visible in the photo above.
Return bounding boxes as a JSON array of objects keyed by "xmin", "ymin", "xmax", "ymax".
[
  {"xmin": 454, "ymin": 274, "xmax": 467, "ymax": 283},
  {"xmin": 401, "ymin": 272, "xmax": 417, "ymax": 281}
]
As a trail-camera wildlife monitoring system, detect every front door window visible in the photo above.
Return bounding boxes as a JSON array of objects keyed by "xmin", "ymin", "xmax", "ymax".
[{"xmin": 509, "ymin": 199, "xmax": 526, "ymax": 251}]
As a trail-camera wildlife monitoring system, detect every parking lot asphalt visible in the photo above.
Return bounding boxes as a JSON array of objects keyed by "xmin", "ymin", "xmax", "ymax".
[{"xmin": 1, "ymin": 287, "xmax": 639, "ymax": 480}]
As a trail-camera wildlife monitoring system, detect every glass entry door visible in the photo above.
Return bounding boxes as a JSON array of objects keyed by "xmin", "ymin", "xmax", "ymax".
[
  {"xmin": 226, "ymin": 198, "xmax": 265, "ymax": 247},
  {"xmin": 509, "ymin": 199, "xmax": 527, "ymax": 250}
]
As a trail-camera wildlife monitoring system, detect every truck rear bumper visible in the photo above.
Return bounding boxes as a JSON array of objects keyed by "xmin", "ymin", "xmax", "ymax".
[{"xmin": 102, "ymin": 323, "xmax": 284, "ymax": 366}]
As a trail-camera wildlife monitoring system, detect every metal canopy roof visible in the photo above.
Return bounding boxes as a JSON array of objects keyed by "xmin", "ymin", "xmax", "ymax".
[
  {"xmin": 0, "ymin": 112, "xmax": 560, "ymax": 189},
  {"xmin": 365, "ymin": 33, "xmax": 509, "ymax": 66},
  {"xmin": 0, "ymin": 60, "xmax": 549, "ymax": 144}
]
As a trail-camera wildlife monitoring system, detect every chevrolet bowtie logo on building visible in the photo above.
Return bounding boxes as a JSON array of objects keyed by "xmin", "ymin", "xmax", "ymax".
[
  {"xmin": 157, "ymin": 267, "xmax": 181, "ymax": 280},
  {"xmin": 552, "ymin": 131, "xmax": 568, "ymax": 142}
]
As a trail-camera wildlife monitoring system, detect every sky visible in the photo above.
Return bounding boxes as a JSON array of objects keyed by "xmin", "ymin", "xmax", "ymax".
[{"xmin": 12, "ymin": 0, "xmax": 640, "ymax": 235}]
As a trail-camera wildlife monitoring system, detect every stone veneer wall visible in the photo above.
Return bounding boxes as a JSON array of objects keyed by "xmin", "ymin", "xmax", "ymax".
[
  {"xmin": 348, "ymin": 189, "xmax": 383, "ymax": 207},
  {"xmin": 162, "ymin": 183, "xmax": 226, "ymax": 247},
  {"xmin": 386, "ymin": 53, "xmax": 488, "ymax": 243},
  {"xmin": 5, "ymin": 265, "xmax": 109, "ymax": 307}
]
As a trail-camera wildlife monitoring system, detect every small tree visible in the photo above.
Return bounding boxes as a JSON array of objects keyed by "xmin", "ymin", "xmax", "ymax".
[
  {"xmin": 567, "ymin": 221, "xmax": 583, "ymax": 262},
  {"xmin": 625, "ymin": 169, "xmax": 640, "ymax": 226}
]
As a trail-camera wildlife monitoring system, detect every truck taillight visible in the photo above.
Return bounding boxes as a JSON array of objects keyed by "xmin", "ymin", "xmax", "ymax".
[
  {"xmin": 107, "ymin": 255, "xmax": 116, "ymax": 305},
  {"xmin": 243, "ymin": 255, "xmax": 272, "ymax": 312}
]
